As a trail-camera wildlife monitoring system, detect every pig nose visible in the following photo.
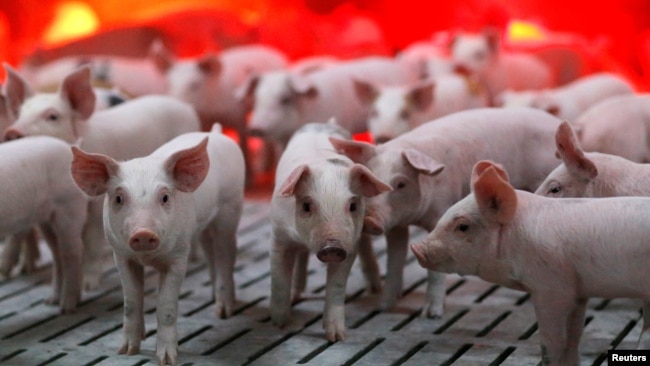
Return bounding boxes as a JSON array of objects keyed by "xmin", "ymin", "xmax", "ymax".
[
  {"xmin": 374, "ymin": 135, "xmax": 390, "ymax": 144},
  {"xmin": 317, "ymin": 239, "xmax": 347, "ymax": 263},
  {"xmin": 129, "ymin": 229, "xmax": 160, "ymax": 252},
  {"xmin": 411, "ymin": 243, "xmax": 427, "ymax": 266},
  {"xmin": 3, "ymin": 128, "xmax": 23, "ymax": 141}
]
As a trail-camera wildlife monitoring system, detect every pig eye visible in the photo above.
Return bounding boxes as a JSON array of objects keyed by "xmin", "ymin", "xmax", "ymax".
[
  {"xmin": 161, "ymin": 194, "xmax": 169, "ymax": 204},
  {"xmin": 302, "ymin": 202, "xmax": 311, "ymax": 212},
  {"xmin": 548, "ymin": 184, "xmax": 562, "ymax": 195},
  {"xmin": 474, "ymin": 50, "xmax": 486, "ymax": 61},
  {"xmin": 47, "ymin": 112, "xmax": 59, "ymax": 122},
  {"xmin": 399, "ymin": 109, "xmax": 410, "ymax": 120},
  {"xmin": 280, "ymin": 96, "xmax": 292, "ymax": 106},
  {"xmin": 396, "ymin": 181, "xmax": 406, "ymax": 189},
  {"xmin": 457, "ymin": 223, "xmax": 469, "ymax": 232},
  {"xmin": 114, "ymin": 195, "xmax": 123, "ymax": 205},
  {"xmin": 349, "ymin": 202, "xmax": 357, "ymax": 212}
]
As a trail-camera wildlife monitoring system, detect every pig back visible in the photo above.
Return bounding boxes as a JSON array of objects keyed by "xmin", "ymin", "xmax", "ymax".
[
  {"xmin": 81, "ymin": 95, "xmax": 200, "ymax": 159},
  {"xmin": 0, "ymin": 136, "xmax": 84, "ymax": 236}
]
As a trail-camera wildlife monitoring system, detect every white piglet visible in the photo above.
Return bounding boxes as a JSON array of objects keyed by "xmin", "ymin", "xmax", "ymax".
[
  {"xmin": 498, "ymin": 72, "xmax": 634, "ymax": 121},
  {"xmin": 537, "ymin": 121, "xmax": 650, "ymax": 198},
  {"xmin": 270, "ymin": 121, "xmax": 391, "ymax": 342},
  {"xmin": 354, "ymin": 75, "xmax": 488, "ymax": 143},
  {"xmin": 3, "ymin": 65, "xmax": 201, "ymax": 291},
  {"xmin": 0, "ymin": 136, "xmax": 87, "ymax": 313},
  {"xmin": 71, "ymin": 125, "xmax": 245, "ymax": 365},
  {"xmin": 331, "ymin": 108, "xmax": 561, "ymax": 317},
  {"xmin": 412, "ymin": 160, "xmax": 650, "ymax": 365}
]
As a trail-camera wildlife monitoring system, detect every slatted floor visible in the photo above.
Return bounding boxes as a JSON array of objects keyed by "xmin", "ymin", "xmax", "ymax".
[{"xmin": 0, "ymin": 196, "xmax": 643, "ymax": 366}]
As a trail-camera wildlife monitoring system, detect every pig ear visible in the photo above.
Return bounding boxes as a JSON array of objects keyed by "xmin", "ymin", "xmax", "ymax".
[
  {"xmin": 4, "ymin": 64, "xmax": 34, "ymax": 118},
  {"xmin": 471, "ymin": 160, "xmax": 509, "ymax": 189},
  {"xmin": 149, "ymin": 39, "xmax": 175, "ymax": 73},
  {"xmin": 70, "ymin": 146, "xmax": 119, "ymax": 196},
  {"xmin": 234, "ymin": 74, "xmax": 259, "ymax": 101},
  {"xmin": 198, "ymin": 54, "xmax": 222, "ymax": 76},
  {"xmin": 482, "ymin": 27, "xmax": 500, "ymax": 54},
  {"xmin": 353, "ymin": 78, "xmax": 379, "ymax": 105},
  {"xmin": 402, "ymin": 149, "xmax": 445, "ymax": 176},
  {"xmin": 407, "ymin": 80, "xmax": 435, "ymax": 111},
  {"xmin": 555, "ymin": 121, "xmax": 598, "ymax": 179},
  {"xmin": 329, "ymin": 137, "xmax": 376, "ymax": 164},
  {"xmin": 164, "ymin": 137, "xmax": 210, "ymax": 193},
  {"xmin": 473, "ymin": 165, "xmax": 517, "ymax": 224},
  {"xmin": 349, "ymin": 164, "xmax": 392, "ymax": 197},
  {"xmin": 289, "ymin": 74, "xmax": 318, "ymax": 98},
  {"xmin": 60, "ymin": 66, "xmax": 96, "ymax": 120},
  {"xmin": 278, "ymin": 164, "xmax": 310, "ymax": 197}
]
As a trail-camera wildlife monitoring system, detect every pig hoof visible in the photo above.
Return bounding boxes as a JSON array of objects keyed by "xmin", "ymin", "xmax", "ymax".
[
  {"xmin": 118, "ymin": 340, "xmax": 141, "ymax": 356},
  {"xmin": 324, "ymin": 324, "xmax": 346, "ymax": 342},
  {"xmin": 84, "ymin": 275, "xmax": 102, "ymax": 291},
  {"xmin": 215, "ymin": 301, "xmax": 234, "ymax": 319},
  {"xmin": 156, "ymin": 344, "xmax": 177, "ymax": 365},
  {"xmin": 421, "ymin": 302, "xmax": 444, "ymax": 319}
]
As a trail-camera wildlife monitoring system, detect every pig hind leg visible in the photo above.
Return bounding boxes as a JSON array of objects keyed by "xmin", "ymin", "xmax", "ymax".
[
  {"xmin": 18, "ymin": 228, "xmax": 40, "ymax": 274},
  {"xmin": 49, "ymin": 205, "xmax": 85, "ymax": 313},
  {"xmin": 82, "ymin": 201, "xmax": 110, "ymax": 291},
  {"xmin": 39, "ymin": 223, "xmax": 63, "ymax": 306},
  {"xmin": 357, "ymin": 234, "xmax": 382, "ymax": 294},
  {"xmin": 532, "ymin": 293, "xmax": 580, "ymax": 366},
  {"xmin": 381, "ymin": 226, "xmax": 410, "ymax": 310},
  {"xmin": 0, "ymin": 233, "xmax": 23, "ymax": 279}
]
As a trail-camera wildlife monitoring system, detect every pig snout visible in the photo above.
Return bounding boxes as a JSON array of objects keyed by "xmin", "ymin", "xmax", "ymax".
[
  {"xmin": 3, "ymin": 128, "xmax": 23, "ymax": 141},
  {"xmin": 317, "ymin": 239, "xmax": 347, "ymax": 263},
  {"xmin": 410, "ymin": 242, "xmax": 428, "ymax": 268},
  {"xmin": 128, "ymin": 229, "xmax": 160, "ymax": 252}
]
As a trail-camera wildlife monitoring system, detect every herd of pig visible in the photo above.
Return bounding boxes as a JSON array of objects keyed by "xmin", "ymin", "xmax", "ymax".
[{"xmin": 0, "ymin": 28, "xmax": 649, "ymax": 365}]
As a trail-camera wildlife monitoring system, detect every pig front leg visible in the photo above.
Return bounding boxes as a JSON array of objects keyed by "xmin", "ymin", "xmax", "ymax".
[
  {"xmin": 0, "ymin": 233, "xmax": 22, "ymax": 279},
  {"xmin": 39, "ymin": 224, "xmax": 62, "ymax": 306},
  {"xmin": 291, "ymin": 247, "xmax": 309, "ymax": 302},
  {"xmin": 381, "ymin": 226, "xmax": 409, "ymax": 310},
  {"xmin": 83, "ymin": 200, "xmax": 110, "ymax": 290},
  {"xmin": 357, "ymin": 234, "xmax": 381, "ymax": 294},
  {"xmin": 532, "ymin": 293, "xmax": 578, "ymax": 366},
  {"xmin": 18, "ymin": 228, "xmax": 40, "ymax": 274},
  {"xmin": 638, "ymin": 301, "xmax": 650, "ymax": 349},
  {"xmin": 51, "ymin": 210, "xmax": 85, "ymax": 314},
  {"xmin": 323, "ymin": 250, "xmax": 357, "ymax": 342},
  {"xmin": 422, "ymin": 271, "xmax": 446, "ymax": 318},
  {"xmin": 155, "ymin": 259, "xmax": 188, "ymax": 366},
  {"xmin": 115, "ymin": 256, "xmax": 145, "ymax": 356},
  {"xmin": 270, "ymin": 239, "xmax": 297, "ymax": 328},
  {"xmin": 212, "ymin": 226, "xmax": 237, "ymax": 319}
]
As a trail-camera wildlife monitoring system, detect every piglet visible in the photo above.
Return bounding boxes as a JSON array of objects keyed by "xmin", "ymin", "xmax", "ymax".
[
  {"xmin": 498, "ymin": 72, "xmax": 634, "ymax": 121},
  {"xmin": 71, "ymin": 125, "xmax": 244, "ymax": 365},
  {"xmin": 270, "ymin": 120, "xmax": 391, "ymax": 341},
  {"xmin": 354, "ymin": 74, "xmax": 488, "ymax": 143},
  {"xmin": 0, "ymin": 136, "xmax": 87, "ymax": 313},
  {"xmin": 536, "ymin": 121, "xmax": 650, "ymax": 198},
  {"xmin": 331, "ymin": 108, "xmax": 561, "ymax": 317},
  {"xmin": 451, "ymin": 29, "xmax": 554, "ymax": 105},
  {"xmin": 412, "ymin": 160, "xmax": 650, "ymax": 365},
  {"xmin": 573, "ymin": 94, "xmax": 650, "ymax": 162}
]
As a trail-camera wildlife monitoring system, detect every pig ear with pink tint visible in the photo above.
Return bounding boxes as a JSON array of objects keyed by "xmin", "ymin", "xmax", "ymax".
[
  {"xmin": 164, "ymin": 137, "xmax": 211, "ymax": 193},
  {"xmin": 407, "ymin": 80, "xmax": 435, "ymax": 111},
  {"xmin": 149, "ymin": 39, "xmax": 175, "ymax": 73},
  {"xmin": 70, "ymin": 147, "xmax": 120, "ymax": 196},
  {"xmin": 471, "ymin": 160, "xmax": 509, "ymax": 189},
  {"xmin": 197, "ymin": 54, "xmax": 222, "ymax": 75},
  {"xmin": 349, "ymin": 164, "xmax": 392, "ymax": 197},
  {"xmin": 329, "ymin": 137, "xmax": 376, "ymax": 165},
  {"xmin": 278, "ymin": 164, "xmax": 310, "ymax": 197},
  {"xmin": 353, "ymin": 78, "xmax": 379, "ymax": 105},
  {"xmin": 472, "ymin": 164, "xmax": 517, "ymax": 224},
  {"xmin": 4, "ymin": 63, "xmax": 35, "ymax": 118},
  {"xmin": 60, "ymin": 66, "xmax": 96, "ymax": 120},
  {"xmin": 289, "ymin": 74, "xmax": 318, "ymax": 98},
  {"xmin": 555, "ymin": 121, "xmax": 598, "ymax": 179},
  {"xmin": 402, "ymin": 149, "xmax": 445, "ymax": 176},
  {"xmin": 234, "ymin": 74, "xmax": 259, "ymax": 102}
]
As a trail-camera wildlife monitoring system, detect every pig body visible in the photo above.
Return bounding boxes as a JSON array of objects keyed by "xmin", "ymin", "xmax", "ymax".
[
  {"xmin": 4, "ymin": 66, "xmax": 201, "ymax": 290},
  {"xmin": 536, "ymin": 121, "xmax": 650, "ymax": 198},
  {"xmin": 245, "ymin": 57, "xmax": 417, "ymax": 147},
  {"xmin": 412, "ymin": 161, "xmax": 650, "ymax": 365},
  {"xmin": 355, "ymin": 75, "xmax": 488, "ymax": 142},
  {"xmin": 574, "ymin": 94, "xmax": 650, "ymax": 162},
  {"xmin": 498, "ymin": 73, "xmax": 634, "ymax": 121},
  {"xmin": 270, "ymin": 121, "xmax": 390, "ymax": 341},
  {"xmin": 71, "ymin": 126, "xmax": 244, "ymax": 365},
  {"xmin": 331, "ymin": 108, "xmax": 562, "ymax": 317},
  {"xmin": 451, "ymin": 31, "xmax": 554, "ymax": 105},
  {"xmin": 0, "ymin": 136, "xmax": 87, "ymax": 312}
]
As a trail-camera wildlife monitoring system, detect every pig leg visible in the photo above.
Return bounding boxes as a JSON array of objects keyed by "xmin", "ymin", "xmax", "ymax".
[
  {"xmin": 0, "ymin": 234, "xmax": 22, "ymax": 279},
  {"xmin": 357, "ymin": 234, "xmax": 381, "ymax": 294},
  {"xmin": 237, "ymin": 126, "xmax": 254, "ymax": 187},
  {"xmin": 637, "ymin": 301, "xmax": 650, "ymax": 349},
  {"xmin": 565, "ymin": 299, "xmax": 587, "ymax": 362},
  {"xmin": 532, "ymin": 294, "xmax": 576, "ymax": 366},
  {"xmin": 211, "ymin": 220, "xmax": 238, "ymax": 319},
  {"xmin": 422, "ymin": 271, "xmax": 446, "ymax": 318},
  {"xmin": 50, "ymin": 206, "xmax": 85, "ymax": 314},
  {"xmin": 39, "ymin": 223, "xmax": 63, "ymax": 307},
  {"xmin": 381, "ymin": 226, "xmax": 410, "ymax": 310},
  {"xmin": 82, "ymin": 200, "xmax": 109, "ymax": 290},
  {"xmin": 323, "ymin": 250, "xmax": 357, "ymax": 342},
  {"xmin": 155, "ymin": 259, "xmax": 188, "ymax": 366},
  {"xmin": 291, "ymin": 247, "xmax": 309, "ymax": 302},
  {"xmin": 270, "ymin": 239, "xmax": 298, "ymax": 327},
  {"xmin": 19, "ymin": 228, "xmax": 40, "ymax": 274},
  {"xmin": 115, "ymin": 256, "xmax": 145, "ymax": 356}
]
